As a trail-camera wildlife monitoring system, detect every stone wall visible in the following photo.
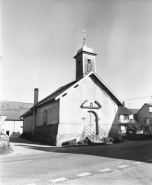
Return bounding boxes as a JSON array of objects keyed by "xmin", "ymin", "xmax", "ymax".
[{"xmin": 34, "ymin": 124, "xmax": 58, "ymax": 146}]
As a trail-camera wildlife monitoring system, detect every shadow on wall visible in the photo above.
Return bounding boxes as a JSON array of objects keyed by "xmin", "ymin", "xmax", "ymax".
[
  {"xmin": 108, "ymin": 109, "xmax": 119, "ymax": 139},
  {"xmin": 33, "ymin": 124, "xmax": 58, "ymax": 146}
]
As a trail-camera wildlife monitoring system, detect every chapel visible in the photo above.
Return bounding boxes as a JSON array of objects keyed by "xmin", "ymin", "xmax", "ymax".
[{"xmin": 21, "ymin": 36, "xmax": 125, "ymax": 146}]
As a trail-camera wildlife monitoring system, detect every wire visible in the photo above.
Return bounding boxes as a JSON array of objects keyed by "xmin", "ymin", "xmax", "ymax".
[{"xmin": 124, "ymin": 96, "xmax": 151, "ymax": 101}]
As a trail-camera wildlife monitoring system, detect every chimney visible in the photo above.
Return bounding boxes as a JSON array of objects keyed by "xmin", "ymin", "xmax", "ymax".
[{"xmin": 34, "ymin": 88, "xmax": 39, "ymax": 105}]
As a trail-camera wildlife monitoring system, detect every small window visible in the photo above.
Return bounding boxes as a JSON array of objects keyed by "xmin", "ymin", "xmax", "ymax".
[
  {"xmin": 62, "ymin": 93, "xmax": 67, "ymax": 97},
  {"xmin": 74, "ymin": 85, "xmax": 79, "ymax": 88},
  {"xmin": 43, "ymin": 109, "xmax": 48, "ymax": 125},
  {"xmin": 149, "ymin": 107, "xmax": 152, "ymax": 112}
]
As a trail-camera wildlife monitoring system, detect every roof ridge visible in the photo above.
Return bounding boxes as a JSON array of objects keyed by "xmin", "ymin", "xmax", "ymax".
[
  {"xmin": 33, "ymin": 80, "xmax": 76, "ymax": 108},
  {"xmin": 0, "ymin": 101, "xmax": 33, "ymax": 104}
]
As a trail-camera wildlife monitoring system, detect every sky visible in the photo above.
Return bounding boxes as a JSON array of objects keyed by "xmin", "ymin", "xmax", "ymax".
[{"xmin": 0, "ymin": 0, "xmax": 152, "ymax": 109}]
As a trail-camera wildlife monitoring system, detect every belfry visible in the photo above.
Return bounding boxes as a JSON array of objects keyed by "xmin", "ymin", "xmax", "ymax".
[{"xmin": 74, "ymin": 30, "xmax": 97, "ymax": 81}]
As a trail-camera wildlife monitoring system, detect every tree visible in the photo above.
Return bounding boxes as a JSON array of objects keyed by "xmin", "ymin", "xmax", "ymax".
[{"xmin": 126, "ymin": 120, "xmax": 140, "ymax": 135}]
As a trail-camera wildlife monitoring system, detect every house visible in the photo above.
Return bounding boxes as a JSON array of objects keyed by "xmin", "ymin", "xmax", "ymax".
[
  {"xmin": 21, "ymin": 41, "xmax": 129, "ymax": 146},
  {"xmin": 134, "ymin": 103, "xmax": 152, "ymax": 133},
  {"xmin": 0, "ymin": 101, "xmax": 33, "ymax": 136},
  {"xmin": 117, "ymin": 106, "xmax": 135, "ymax": 133}
]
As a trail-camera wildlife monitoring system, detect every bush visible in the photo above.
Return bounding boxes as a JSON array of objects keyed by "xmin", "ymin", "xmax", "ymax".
[
  {"xmin": 0, "ymin": 141, "xmax": 13, "ymax": 155},
  {"xmin": 62, "ymin": 139, "xmax": 77, "ymax": 146},
  {"xmin": 126, "ymin": 121, "xmax": 140, "ymax": 135}
]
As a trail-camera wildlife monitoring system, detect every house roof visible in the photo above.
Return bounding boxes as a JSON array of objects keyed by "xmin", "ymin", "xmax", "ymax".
[
  {"xmin": 20, "ymin": 81, "xmax": 76, "ymax": 118},
  {"xmin": 129, "ymin": 109, "xmax": 139, "ymax": 114},
  {"xmin": 117, "ymin": 106, "xmax": 133, "ymax": 115},
  {"xmin": 33, "ymin": 81, "xmax": 76, "ymax": 108},
  {"xmin": 0, "ymin": 101, "xmax": 33, "ymax": 121},
  {"xmin": 21, "ymin": 71, "xmax": 123, "ymax": 118},
  {"xmin": 135, "ymin": 103, "xmax": 152, "ymax": 114},
  {"xmin": 145, "ymin": 103, "xmax": 152, "ymax": 107}
]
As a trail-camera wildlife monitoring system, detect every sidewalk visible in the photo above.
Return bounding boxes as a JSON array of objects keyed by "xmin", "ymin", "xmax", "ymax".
[{"xmin": 0, "ymin": 137, "xmax": 58, "ymax": 158}]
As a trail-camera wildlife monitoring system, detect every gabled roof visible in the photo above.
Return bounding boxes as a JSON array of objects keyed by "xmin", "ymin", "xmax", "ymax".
[
  {"xmin": 136, "ymin": 103, "xmax": 152, "ymax": 114},
  {"xmin": 21, "ymin": 71, "xmax": 123, "ymax": 118},
  {"xmin": 33, "ymin": 81, "xmax": 76, "ymax": 108},
  {"xmin": 21, "ymin": 81, "xmax": 76, "ymax": 118},
  {"xmin": 55, "ymin": 71, "xmax": 123, "ymax": 106},
  {"xmin": 0, "ymin": 101, "xmax": 33, "ymax": 121},
  {"xmin": 118, "ymin": 106, "xmax": 133, "ymax": 115}
]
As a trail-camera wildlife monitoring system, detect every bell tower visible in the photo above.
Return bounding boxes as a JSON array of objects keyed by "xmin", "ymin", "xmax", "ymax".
[{"xmin": 74, "ymin": 31, "xmax": 97, "ymax": 81}]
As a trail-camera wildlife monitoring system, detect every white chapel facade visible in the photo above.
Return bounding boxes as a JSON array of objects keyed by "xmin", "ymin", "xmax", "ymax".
[{"xmin": 21, "ymin": 38, "xmax": 125, "ymax": 146}]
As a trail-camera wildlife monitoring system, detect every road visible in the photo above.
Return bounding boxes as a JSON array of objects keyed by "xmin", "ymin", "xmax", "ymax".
[{"xmin": 0, "ymin": 140, "xmax": 152, "ymax": 185}]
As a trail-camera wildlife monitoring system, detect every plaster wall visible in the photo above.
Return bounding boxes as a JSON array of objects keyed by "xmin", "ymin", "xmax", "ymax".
[
  {"xmin": 36, "ymin": 100, "xmax": 59, "ymax": 126},
  {"xmin": 23, "ymin": 115, "xmax": 33, "ymax": 133},
  {"xmin": 1, "ymin": 121, "xmax": 23, "ymax": 136},
  {"xmin": 58, "ymin": 77, "xmax": 118, "ymax": 145}
]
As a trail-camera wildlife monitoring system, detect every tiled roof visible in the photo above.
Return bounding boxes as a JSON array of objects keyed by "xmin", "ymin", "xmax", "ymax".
[
  {"xmin": 129, "ymin": 109, "xmax": 139, "ymax": 114},
  {"xmin": 118, "ymin": 106, "xmax": 133, "ymax": 115},
  {"xmin": 21, "ymin": 81, "xmax": 76, "ymax": 117},
  {"xmin": 33, "ymin": 81, "xmax": 76, "ymax": 108},
  {"xmin": 0, "ymin": 101, "xmax": 33, "ymax": 121}
]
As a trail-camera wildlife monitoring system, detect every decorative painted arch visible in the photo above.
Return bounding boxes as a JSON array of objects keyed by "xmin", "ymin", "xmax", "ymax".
[{"xmin": 81, "ymin": 100, "xmax": 102, "ymax": 109}]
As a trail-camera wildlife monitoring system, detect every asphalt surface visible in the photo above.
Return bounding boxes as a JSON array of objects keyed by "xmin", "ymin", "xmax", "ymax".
[{"xmin": 0, "ymin": 138, "xmax": 152, "ymax": 185}]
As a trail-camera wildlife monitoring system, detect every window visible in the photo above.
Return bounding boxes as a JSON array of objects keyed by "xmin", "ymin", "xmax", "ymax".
[
  {"xmin": 119, "ymin": 115, "xmax": 129, "ymax": 123},
  {"xmin": 149, "ymin": 118, "xmax": 152, "ymax": 124},
  {"xmin": 123, "ymin": 115, "xmax": 129, "ymax": 120},
  {"xmin": 43, "ymin": 109, "xmax": 48, "ymax": 125},
  {"xmin": 119, "ymin": 115, "xmax": 129, "ymax": 120},
  {"xmin": 149, "ymin": 107, "xmax": 152, "ymax": 112}
]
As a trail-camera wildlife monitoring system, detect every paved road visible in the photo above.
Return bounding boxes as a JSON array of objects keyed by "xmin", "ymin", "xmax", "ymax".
[{"xmin": 0, "ymin": 140, "xmax": 152, "ymax": 185}]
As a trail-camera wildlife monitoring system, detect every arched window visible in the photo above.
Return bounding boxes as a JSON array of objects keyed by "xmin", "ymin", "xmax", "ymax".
[{"xmin": 43, "ymin": 109, "xmax": 48, "ymax": 125}]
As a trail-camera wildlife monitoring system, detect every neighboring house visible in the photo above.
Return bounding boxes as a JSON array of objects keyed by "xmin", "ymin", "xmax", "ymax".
[
  {"xmin": 117, "ymin": 106, "xmax": 135, "ymax": 133},
  {"xmin": 129, "ymin": 109, "xmax": 139, "ymax": 122},
  {"xmin": 21, "ymin": 42, "xmax": 129, "ymax": 146},
  {"xmin": 135, "ymin": 103, "xmax": 152, "ymax": 133},
  {"xmin": 0, "ymin": 101, "xmax": 33, "ymax": 136}
]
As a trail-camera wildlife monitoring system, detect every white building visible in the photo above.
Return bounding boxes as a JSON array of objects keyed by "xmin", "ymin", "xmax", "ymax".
[
  {"xmin": 0, "ymin": 101, "xmax": 33, "ymax": 136},
  {"xmin": 21, "ymin": 42, "xmax": 132, "ymax": 146}
]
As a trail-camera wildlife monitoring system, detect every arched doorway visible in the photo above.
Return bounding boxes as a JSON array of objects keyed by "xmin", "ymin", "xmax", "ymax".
[{"xmin": 85, "ymin": 111, "xmax": 99, "ymax": 135}]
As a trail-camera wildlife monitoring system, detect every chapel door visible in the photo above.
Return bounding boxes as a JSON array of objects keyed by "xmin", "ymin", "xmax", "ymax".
[{"xmin": 85, "ymin": 111, "xmax": 96, "ymax": 134}]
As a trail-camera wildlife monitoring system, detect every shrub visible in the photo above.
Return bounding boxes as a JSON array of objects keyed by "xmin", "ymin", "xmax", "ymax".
[
  {"xmin": 0, "ymin": 141, "xmax": 13, "ymax": 155},
  {"xmin": 62, "ymin": 139, "xmax": 77, "ymax": 146},
  {"xmin": 126, "ymin": 121, "xmax": 140, "ymax": 135}
]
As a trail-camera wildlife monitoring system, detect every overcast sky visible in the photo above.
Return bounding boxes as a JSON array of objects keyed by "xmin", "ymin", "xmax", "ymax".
[{"xmin": 1, "ymin": 0, "xmax": 152, "ymax": 108}]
